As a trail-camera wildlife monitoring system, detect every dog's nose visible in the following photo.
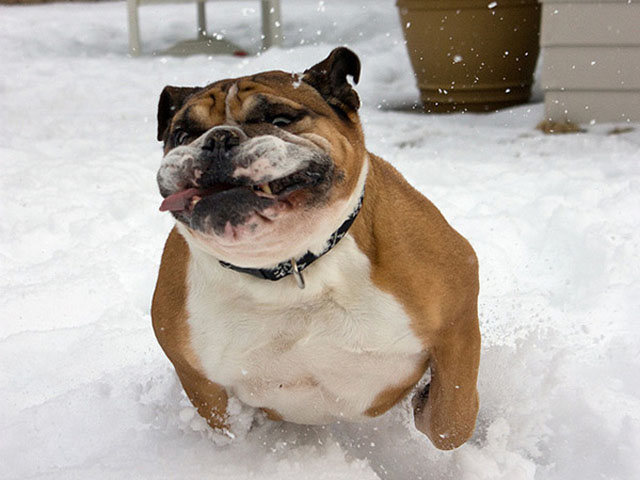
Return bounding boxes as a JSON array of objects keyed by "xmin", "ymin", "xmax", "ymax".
[{"xmin": 202, "ymin": 127, "xmax": 241, "ymax": 153}]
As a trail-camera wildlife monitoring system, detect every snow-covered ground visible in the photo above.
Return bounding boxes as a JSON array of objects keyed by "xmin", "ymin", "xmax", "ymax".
[{"xmin": 1, "ymin": 1, "xmax": 639, "ymax": 478}]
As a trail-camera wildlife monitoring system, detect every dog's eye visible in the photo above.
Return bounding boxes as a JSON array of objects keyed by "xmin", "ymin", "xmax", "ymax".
[
  {"xmin": 173, "ymin": 129, "xmax": 189, "ymax": 146},
  {"xmin": 271, "ymin": 116, "xmax": 293, "ymax": 128}
]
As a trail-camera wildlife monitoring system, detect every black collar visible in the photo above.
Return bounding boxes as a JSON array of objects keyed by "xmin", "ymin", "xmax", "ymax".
[{"xmin": 219, "ymin": 189, "xmax": 365, "ymax": 289}]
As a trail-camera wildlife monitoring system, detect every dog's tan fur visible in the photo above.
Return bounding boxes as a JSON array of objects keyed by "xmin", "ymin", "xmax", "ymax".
[{"xmin": 350, "ymin": 154, "xmax": 480, "ymax": 448}]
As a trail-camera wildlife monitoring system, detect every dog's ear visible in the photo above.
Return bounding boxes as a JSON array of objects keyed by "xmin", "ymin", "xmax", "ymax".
[
  {"xmin": 303, "ymin": 47, "xmax": 361, "ymax": 118},
  {"xmin": 157, "ymin": 86, "xmax": 201, "ymax": 142}
]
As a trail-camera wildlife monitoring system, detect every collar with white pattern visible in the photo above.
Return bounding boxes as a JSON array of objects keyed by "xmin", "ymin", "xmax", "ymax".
[{"xmin": 219, "ymin": 189, "xmax": 365, "ymax": 289}]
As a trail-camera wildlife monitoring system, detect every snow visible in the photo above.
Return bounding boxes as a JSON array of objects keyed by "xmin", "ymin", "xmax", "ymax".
[{"xmin": 1, "ymin": 1, "xmax": 639, "ymax": 479}]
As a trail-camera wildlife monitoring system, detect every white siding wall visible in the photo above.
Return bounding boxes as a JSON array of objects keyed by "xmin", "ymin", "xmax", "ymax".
[{"xmin": 540, "ymin": 0, "xmax": 640, "ymax": 123}]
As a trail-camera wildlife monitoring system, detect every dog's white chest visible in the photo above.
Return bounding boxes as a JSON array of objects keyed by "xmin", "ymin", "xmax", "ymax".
[{"xmin": 185, "ymin": 236, "xmax": 426, "ymax": 424}]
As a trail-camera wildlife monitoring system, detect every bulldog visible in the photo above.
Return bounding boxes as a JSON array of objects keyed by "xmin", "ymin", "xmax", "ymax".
[{"xmin": 152, "ymin": 47, "xmax": 480, "ymax": 450}]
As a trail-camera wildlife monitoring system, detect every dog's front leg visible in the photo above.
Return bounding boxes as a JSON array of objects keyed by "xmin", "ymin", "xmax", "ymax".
[
  {"xmin": 175, "ymin": 363, "xmax": 230, "ymax": 432},
  {"xmin": 413, "ymin": 305, "xmax": 480, "ymax": 450}
]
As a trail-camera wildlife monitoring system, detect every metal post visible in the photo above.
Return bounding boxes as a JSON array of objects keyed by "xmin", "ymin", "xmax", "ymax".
[
  {"xmin": 261, "ymin": 0, "xmax": 282, "ymax": 50},
  {"xmin": 127, "ymin": 0, "xmax": 142, "ymax": 56},
  {"xmin": 197, "ymin": 1, "xmax": 207, "ymax": 38}
]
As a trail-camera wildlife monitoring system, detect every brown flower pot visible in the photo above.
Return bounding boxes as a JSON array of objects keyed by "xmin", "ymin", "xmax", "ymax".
[{"xmin": 397, "ymin": 0, "xmax": 541, "ymax": 112}]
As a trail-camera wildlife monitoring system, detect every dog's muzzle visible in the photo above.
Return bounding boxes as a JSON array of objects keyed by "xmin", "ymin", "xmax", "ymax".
[{"xmin": 156, "ymin": 125, "xmax": 332, "ymax": 236}]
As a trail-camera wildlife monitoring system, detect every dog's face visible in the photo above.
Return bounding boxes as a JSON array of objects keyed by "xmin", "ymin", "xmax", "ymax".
[{"xmin": 156, "ymin": 48, "xmax": 367, "ymax": 267}]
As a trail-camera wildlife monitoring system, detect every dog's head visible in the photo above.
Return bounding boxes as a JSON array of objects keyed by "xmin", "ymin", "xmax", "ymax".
[{"xmin": 156, "ymin": 47, "xmax": 367, "ymax": 267}]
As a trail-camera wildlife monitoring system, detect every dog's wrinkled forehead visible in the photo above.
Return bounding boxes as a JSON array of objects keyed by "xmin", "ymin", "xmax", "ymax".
[
  {"xmin": 157, "ymin": 47, "xmax": 362, "ymax": 148},
  {"xmin": 177, "ymin": 73, "xmax": 333, "ymax": 132}
]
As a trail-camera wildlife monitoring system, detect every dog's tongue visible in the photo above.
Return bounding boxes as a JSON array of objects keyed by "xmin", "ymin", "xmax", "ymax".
[{"xmin": 159, "ymin": 188, "xmax": 201, "ymax": 212}]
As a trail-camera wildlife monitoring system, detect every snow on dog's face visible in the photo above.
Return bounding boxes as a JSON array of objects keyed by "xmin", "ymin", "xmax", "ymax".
[{"xmin": 156, "ymin": 48, "xmax": 366, "ymax": 268}]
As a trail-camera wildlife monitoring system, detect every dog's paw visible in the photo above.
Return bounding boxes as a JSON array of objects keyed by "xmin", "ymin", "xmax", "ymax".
[
  {"xmin": 178, "ymin": 396, "xmax": 261, "ymax": 445},
  {"xmin": 223, "ymin": 396, "xmax": 261, "ymax": 442}
]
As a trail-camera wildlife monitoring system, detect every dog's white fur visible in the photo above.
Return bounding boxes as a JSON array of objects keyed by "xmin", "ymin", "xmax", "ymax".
[{"xmin": 184, "ymin": 232, "xmax": 426, "ymax": 425}]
